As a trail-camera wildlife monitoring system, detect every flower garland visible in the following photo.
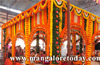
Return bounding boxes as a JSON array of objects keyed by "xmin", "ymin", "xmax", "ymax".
[
  {"xmin": 54, "ymin": 0, "xmax": 63, "ymax": 8},
  {"xmin": 74, "ymin": 8, "xmax": 82, "ymax": 16},
  {"xmin": 90, "ymin": 15, "xmax": 96, "ymax": 21},
  {"xmin": 86, "ymin": 19, "xmax": 89, "ymax": 35},
  {"xmin": 26, "ymin": 10, "xmax": 32, "ymax": 17},
  {"xmin": 50, "ymin": 0, "xmax": 53, "ymax": 57},
  {"xmin": 52, "ymin": 4, "xmax": 60, "ymax": 64},
  {"xmin": 28, "ymin": 17, "xmax": 31, "ymax": 34},
  {"xmin": 2, "ymin": 0, "xmax": 100, "ymax": 29},
  {"xmin": 59, "ymin": 8, "xmax": 62, "ymax": 33},
  {"xmin": 32, "ymin": 5, "xmax": 39, "ymax": 14},
  {"xmin": 64, "ymin": 2, "xmax": 74, "ymax": 12},
  {"xmin": 64, "ymin": 2, "xmax": 67, "ymax": 10},
  {"xmin": 40, "ymin": 0, "xmax": 47, "ymax": 9},
  {"xmin": 16, "ymin": 16, "xmax": 20, "ymax": 22},
  {"xmin": 21, "ymin": 13, "xmax": 25, "ymax": 20},
  {"xmin": 96, "ymin": 17, "xmax": 100, "ymax": 23},
  {"xmin": 83, "ymin": 11, "xmax": 89, "ymax": 19}
]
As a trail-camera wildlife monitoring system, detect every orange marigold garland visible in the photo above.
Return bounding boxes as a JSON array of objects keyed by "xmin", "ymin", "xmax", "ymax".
[{"xmin": 32, "ymin": 5, "xmax": 39, "ymax": 14}]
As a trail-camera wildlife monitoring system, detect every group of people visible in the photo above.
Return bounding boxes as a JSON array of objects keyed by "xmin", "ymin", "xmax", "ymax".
[
  {"xmin": 16, "ymin": 46, "xmax": 24, "ymax": 57},
  {"xmin": 7, "ymin": 45, "xmax": 24, "ymax": 58},
  {"xmin": 30, "ymin": 50, "xmax": 50, "ymax": 64}
]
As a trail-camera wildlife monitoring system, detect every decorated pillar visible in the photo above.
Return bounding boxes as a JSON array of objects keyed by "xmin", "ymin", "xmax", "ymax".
[
  {"xmin": 52, "ymin": 0, "xmax": 64, "ymax": 64},
  {"xmin": 12, "ymin": 24, "xmax": 16, "ymax": 58},
  {"xmin": 85, "ymin": 19, "xmax": 93, "ymax": 65},
  {"xmin": 25, "ymin": 17, "xmax": 30, "ymax": 64}
]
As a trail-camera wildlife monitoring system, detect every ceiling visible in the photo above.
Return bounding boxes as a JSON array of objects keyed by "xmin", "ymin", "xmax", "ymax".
[{"xmin": 0, "ymin": 0, "xmax": 100, "ymax": 27}]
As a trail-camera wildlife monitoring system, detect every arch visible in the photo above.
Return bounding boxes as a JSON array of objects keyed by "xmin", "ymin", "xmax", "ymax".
[
  {"xmin": 32, "ymin": 37, "xmax": 47, "ymax": 44},
  {"xmin": 12, "ymin": 31, "xmax": 25, "ymax": 57},
  {"xmin": 13, "ymin": 31, "xmax": 25, "ymax": 44},
  {"xmin": 28, "ymin": 27, "xmax": 48, "ymax": 44},
  {"xmin": 60, "ymin": 23, "xmax": 88, "ymax": 45},
  {"xmin": 5, "ymin": 35, "xmax": 12, "ymax": 45},
  {"xmin": 92, "ymin": 31, "xmax": 100, "ymax": 44}
]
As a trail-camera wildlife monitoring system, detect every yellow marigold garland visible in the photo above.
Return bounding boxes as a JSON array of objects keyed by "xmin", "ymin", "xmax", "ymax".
[
  {"xmin": 59, "ymin": 8, "xmax": 62, "ymax": 33},
  {"xmin": 16, "ymin": 16, "xmax": 20, "ymax": 22},
  {"xmin": 40, "ymin": 0, "xmax": 47, "ymax": 9},
  {"xmin": 21, "ymin": 13, "xmax": 25, "ymax": 20},
  {"xmin": 54, "ymin": 0, "xmax": 64, "ymax": 8},
  {"xmin": 26, "ymin": 10, "xmax": 32, "ymax": 17},
  {"xmin": 74, "ymin": 8, "xmax": 82, "ymax": 16},
  {"xmin": 90, "ymin": 14, "xmax": 96, "ymax": 21},
  {"xmin": 96, "ymin": 17, "xmax": 100, "ymax": 23},
  {"xmin": 32, "ymin": 5, "xmax": 39, "ymax": 14},
  {"xmin": 50, "ymin": 0, "xmax": 53, "ymax": 57},
  {"xmin": 83, "ymin": 11, "xmax": 89, "ymax": 19}
]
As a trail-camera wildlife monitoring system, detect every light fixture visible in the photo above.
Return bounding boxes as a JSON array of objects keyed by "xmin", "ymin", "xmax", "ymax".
[{"xmin": 0, "ymin": 5, "xmax": 22, "ymax": 13}]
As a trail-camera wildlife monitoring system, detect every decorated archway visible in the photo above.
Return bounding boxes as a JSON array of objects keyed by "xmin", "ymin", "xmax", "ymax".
[
  {"xmin": 28, "ymin": 27, "xmax": 49, "ymax": 64},
  {"xmin": 60, "ymin": 23, "xmax": 88, "ymax": 64},
  {"xmin": 92, "ymin": 31, "xmax": 100, "ymax": 56},
  {"xmin": 4, "ymin": 35, "xmax": 12, "ymax": 59},
  {"xmin": 12, "ymin": 32, "xmax": 25, "ymax": 58},
  {"xmin": 60, "ymin": 23, "xmax": 88, "ymax": 44}
]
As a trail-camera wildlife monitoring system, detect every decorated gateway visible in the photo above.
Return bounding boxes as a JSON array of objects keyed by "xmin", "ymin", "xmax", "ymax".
[{"xmin": 1, "ymin": 0, "xmax": 100, "ymax": 65}]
